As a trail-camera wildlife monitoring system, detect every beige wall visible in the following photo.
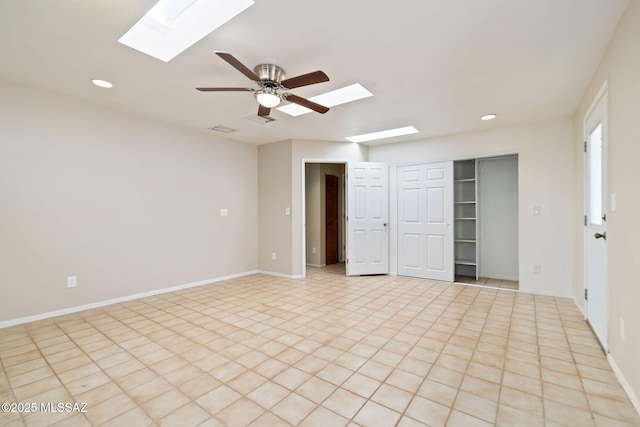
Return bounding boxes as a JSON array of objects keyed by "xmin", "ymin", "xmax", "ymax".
[
  {"xmin": 369, "ymin": 119, "xmax": 575, "ymax": 296},
  {"xmin": 258, "ymin": 139, "xmax": 367, "ymax": 276},
  {"xmin": 572, "ymin": 1, "xmax": 640, "ymax": 407},
  {"xmin": 258, "ymin": 140, "xmax": 293, "ymax": 275},
  {"xmin": 0, "ymin": 80, "xmax": 258, "ymax": 323}
]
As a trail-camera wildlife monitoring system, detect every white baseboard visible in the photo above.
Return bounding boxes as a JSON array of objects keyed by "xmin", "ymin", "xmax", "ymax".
[
  {"xmin": 518, "ymin": 287, "xmax": 573, "ymax": 298},
  {"xmin": 573, "ymin": 296, "xmax": 586, "ymax": 318},
  {"xmin": 571, "ymin": 299, "xmax": 639, "ymax": 417},
  {"xmin": 480, "ymin": 274, "xmax": 519, "ymax": 281},
  {"xmin": 608, "ymin": 354, "xmax": 640, "ymax": 417},
  {"xmin": 305, "ymin": 263, "xmax": 325, "ymax": 268},
  {"xmin": 0, "ymin": 270, "xmax": 260, "ymax": 329},
  {"xmin": 453, "ymin": 281, "xmax": 519, "ymax": 293},
  {"xmin": 258, "ymin": 270, "xmax": 304, "ymax": 279}
]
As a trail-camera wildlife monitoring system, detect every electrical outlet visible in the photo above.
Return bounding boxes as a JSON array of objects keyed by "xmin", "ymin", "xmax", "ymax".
[
  {"xmin": 312, "ymin": 247, "xmax": 317, "ymax": 254},
  {"xmin": 532, "ymin": 264, "xmax": 541, "ymax": 274},
  {"xmin": 67, "ymin": 276, "xmax": 77, "ymax": 288},
  {"xmin": 271, "ymin": 252, "xmax": 277, "ymax": 261}
]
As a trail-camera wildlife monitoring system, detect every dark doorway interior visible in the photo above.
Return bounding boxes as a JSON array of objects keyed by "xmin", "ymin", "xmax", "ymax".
[{"xmin": 325, "ymin": 174, "xmax": 339, "ymax": 265}]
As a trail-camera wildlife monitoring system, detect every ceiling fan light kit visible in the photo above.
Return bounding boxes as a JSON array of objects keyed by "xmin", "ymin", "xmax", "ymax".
[
  {"xmin": 197, "ymin": 51, "xmax": 330, "ymax": 117},
  {"xmin": 255, "ymin": 87, "xmax": 282, "ymax": 108}
]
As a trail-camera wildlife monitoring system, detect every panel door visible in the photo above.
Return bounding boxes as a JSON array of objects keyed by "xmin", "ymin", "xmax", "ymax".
[
  {"xmin": 585, "ymin": 92, "xmax": 608, "ymax": 351},
  {"xmin": 398, "ymin": 161, "xmax": 454, "ymax": 281},
  {"xmin": 346, "ymin": 162, "xmax": 389, "ymax": 276},
  {"xmin": 325, "ymin": 174, "xmax": 339, "ymax": 265}
]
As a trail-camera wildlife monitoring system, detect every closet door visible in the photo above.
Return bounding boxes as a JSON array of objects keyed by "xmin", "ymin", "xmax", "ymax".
[{"xmin": 398, "ymin": 162, "xmax": 454, "ymax": 281}]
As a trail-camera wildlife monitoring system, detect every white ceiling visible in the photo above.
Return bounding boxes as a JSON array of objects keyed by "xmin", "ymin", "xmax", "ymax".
[{"xmin": 0, "ymin": 0, "xmax": 628, "ymax": 146}]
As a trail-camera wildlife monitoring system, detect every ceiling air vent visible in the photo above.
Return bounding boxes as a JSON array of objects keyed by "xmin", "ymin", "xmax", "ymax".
[{"xmin": 208, "ymin": 125, "xmax": 237, "ymax": 133}]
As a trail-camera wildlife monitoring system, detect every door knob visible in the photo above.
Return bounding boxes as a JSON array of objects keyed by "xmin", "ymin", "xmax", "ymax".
[
  {"xmin": 594, "ymin": 232, "xmax": 606, "ymax": 240},
  {"xmin": 383, "ymin": 223, "xmax": 388, "ymax": 227}
]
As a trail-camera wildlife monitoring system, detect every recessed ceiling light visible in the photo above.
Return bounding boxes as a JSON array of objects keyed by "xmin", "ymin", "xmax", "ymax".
[
  {"xmin": 91, "ymin": 79, "xmax": 113, "ymax": 88},
  {"xmin": 277, "ymin": 83, "xmax": 373, "ymax": 116},
  {"xmin": 481, "ymin": 114, "xmax": 497, "ymax": 121},
  {"xmin": 346, "ymin": 126, "xmax": 419, "ymax": 143},
  {"xmin": 119, "ymin": 0, "xmax": 254, "ymax": 62}
]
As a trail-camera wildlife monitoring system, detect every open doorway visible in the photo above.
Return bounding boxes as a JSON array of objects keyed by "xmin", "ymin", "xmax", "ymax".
[
  {"xmin": 455, "ymin": 155, "xmax": 519, "ymax": 290},
  {"xmin": 305, "ymin": 163, "xmax": 346, "ymax": 268}
]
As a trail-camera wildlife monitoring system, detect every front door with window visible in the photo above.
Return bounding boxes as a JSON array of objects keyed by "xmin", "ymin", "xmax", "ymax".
[{"xmin": 585, "ymin": 89, "xmax": 608, "ymax": 351}]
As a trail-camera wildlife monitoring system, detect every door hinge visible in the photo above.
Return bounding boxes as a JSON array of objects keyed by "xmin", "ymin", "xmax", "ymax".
[
  {"xmin": 584, "ymin": 141, "xmax": 587, "ymax": 153},
  {"xmin": 584, "ymin": 215, "xmax": 587, "ymax": 226},
  {"xmin": 584, "ymin": 288, "xmax": 588, "ymax": 300}
]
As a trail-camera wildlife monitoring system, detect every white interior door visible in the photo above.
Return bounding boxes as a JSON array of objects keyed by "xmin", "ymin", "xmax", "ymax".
[
  {"xmin": 585, "ymin": 91, "xmax": 608, "ymax": 351},
  {"xmin": 346, "ymin": 162, "xmax": 389, "ymax": 276},
  {"xmin": 398, "ymin": 162, "xmax": 454, "ymax": 282}
]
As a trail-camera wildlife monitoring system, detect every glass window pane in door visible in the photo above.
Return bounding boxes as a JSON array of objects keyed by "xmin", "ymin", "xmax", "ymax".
[{"xmin": 589, "ymin": 123, "xmax": 603, "ymax": 225}]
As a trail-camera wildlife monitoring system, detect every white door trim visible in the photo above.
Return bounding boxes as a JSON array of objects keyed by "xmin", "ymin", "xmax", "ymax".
[{"xmin": 301, "ymin": 158, "xmax": 349, "ymax": 279}]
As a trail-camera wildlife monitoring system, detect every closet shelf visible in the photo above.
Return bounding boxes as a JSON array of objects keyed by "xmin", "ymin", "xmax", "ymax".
[{"xmin": 454, "ymin": 159, "xmax": 478, "ymax": 280}]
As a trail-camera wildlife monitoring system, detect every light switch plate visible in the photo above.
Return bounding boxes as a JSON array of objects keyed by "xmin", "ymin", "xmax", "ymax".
[
  {"xmin": 220, "ymin": 208, "xmax": 228, "ymax": 217},
  {"xmin": 67, "ymin": 276, "xmax": 77, "ymax": 288}
]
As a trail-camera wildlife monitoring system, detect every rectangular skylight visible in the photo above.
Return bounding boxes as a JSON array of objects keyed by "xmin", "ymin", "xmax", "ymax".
[
  {"xmin": 276, "ymin": 83, "xmax": 373, "ymax": 116},
  {"xmin": 119, "ymin": 0, "xmax": 254, "ymax": 62},
  {"xmin": 346, "ymin": 126, "xmax": 419, "ymax": 143}
]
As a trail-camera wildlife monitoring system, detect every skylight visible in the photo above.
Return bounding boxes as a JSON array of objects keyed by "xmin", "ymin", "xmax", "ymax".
[
  {"xmin": 346, "ymin": 126, "xmax": 419, "ymax": 143},
  {"xmin": 276, "ymin": 83, "xmax": 373, "ymax": 116},
  {"xmin": 91, "ymin": 79, "xmax": 113, "ymax": 88},
  {"xmin": 118, "ymin": 0, "xmax": 254, "ymax": 62}
]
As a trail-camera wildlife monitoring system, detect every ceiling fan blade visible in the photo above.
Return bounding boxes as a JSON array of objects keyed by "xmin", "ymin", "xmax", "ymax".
[
  {"xmin": 257, "ymin": 104, "xmax": 271, "ymax": 117},
  {"xmin": 196, "ymin": 87, "xmax": 255, "ymax": 92},
  {"xmin": 215, "ymin": 51, "xmax": 261, "ymax": 82},
  {"xmin": 281, "ymin": 71, "xmax": 329, "ymax": 89},
  {"xmin": 284, "ymin": 94, "xmax": 329, "ymax": 114}
]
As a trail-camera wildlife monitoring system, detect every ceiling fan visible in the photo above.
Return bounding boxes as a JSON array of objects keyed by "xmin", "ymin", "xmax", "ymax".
[{"xmin": 197, "ymin": 51, "xmax": 330, "ymax": 117}]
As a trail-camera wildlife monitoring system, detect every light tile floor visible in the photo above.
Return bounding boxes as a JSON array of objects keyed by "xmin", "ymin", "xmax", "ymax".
[{"xmin": 1, "ymin": 264, "xmax": 639, "ymax": 426}]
